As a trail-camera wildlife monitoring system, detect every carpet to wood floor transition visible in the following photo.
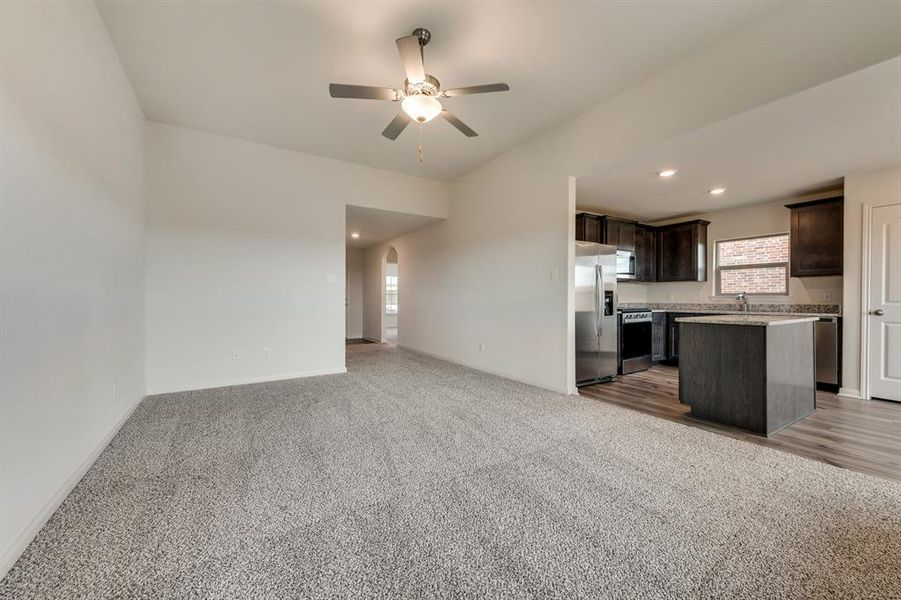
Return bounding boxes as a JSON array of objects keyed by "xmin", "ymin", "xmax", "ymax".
[{"xmin": 2, "ymin": 344, "xmax": 899, "ymax": 598}]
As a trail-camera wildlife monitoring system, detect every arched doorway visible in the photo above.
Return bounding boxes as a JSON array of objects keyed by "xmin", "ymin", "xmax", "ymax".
[{"xmin": 384, "ymin": 247, "xmax": 398, "ymax": 343}]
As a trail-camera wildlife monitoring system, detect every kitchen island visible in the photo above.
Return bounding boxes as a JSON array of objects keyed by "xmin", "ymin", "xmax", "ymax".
[{"xmin": 677, "ymin": 314, "xmax": 818, "ymax": 436}]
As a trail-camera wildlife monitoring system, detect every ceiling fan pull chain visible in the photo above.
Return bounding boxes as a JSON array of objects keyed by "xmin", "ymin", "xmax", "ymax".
[{"xmin": 417, "ymin": 122, "xmax": 424, "ymax": 163}]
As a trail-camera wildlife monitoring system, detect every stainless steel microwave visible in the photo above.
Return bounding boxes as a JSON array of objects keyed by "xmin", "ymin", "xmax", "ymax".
[{"xmin": 616, "ymin": 250, "xmax": 636, "ymax": 279}]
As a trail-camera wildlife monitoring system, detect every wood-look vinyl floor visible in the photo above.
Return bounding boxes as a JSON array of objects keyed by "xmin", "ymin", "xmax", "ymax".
[{"xmin": 579, "ymin": 365, "xmax": 901, "ymax": 483}]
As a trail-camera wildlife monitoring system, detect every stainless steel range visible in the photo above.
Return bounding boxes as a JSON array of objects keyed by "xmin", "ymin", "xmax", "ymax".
[{"xmin": 618, "ymin": 308, "xmax": 652, "ymax": 374}]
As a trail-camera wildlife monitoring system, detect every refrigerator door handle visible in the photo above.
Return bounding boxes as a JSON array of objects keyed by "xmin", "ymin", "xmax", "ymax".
[{"xmin": 596, "ymin": 264, "xmax": 603, "ymax": 337}]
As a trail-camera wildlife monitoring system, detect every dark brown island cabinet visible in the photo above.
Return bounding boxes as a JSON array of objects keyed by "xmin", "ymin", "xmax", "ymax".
[
  {"xmin": 678, "ymin": 315, "xmax": 817, "ymax": 436},
  {"xmin": 785, "ymin": 196, "xmax": 843, "ymax": 277},
  {"xmin": 575, "ymin": 214, "xmax": 705, "ymax": 283}
]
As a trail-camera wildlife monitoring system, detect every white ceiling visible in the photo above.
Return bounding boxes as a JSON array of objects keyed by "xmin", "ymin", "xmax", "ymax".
[
  {"xmin": 346, "ymin": 205, "xmax": 443, "ymax": 250},
  {"xmin": 96, "ymin": 0, "xmax": 784, "ymax": 181},
  {"xmin": 577, "ymin": 56, "xmax": 901, "ymax": 222}
]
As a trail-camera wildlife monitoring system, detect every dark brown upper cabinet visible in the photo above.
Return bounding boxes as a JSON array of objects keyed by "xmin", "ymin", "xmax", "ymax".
[
  {"xmin": 634, "ymin": 225, "xmax": 656, "ymax": 282},
  {"xmin": 604, "ymin": 217, "xmax": 636, "ymax": 252},
  {"xmin": 575, "ymin": 213, "xmax": 637, "ymax": 251},
  {"xmin": 656, "ymin": 220, "xmax": 710, "ymax": 282},
  {"xmin": 785, "ymin": 197, "xmax": 843, "ymax": 277},
  {"xmin": 575, "ymin": 213, "xmax": 603, "ymax": 244}
]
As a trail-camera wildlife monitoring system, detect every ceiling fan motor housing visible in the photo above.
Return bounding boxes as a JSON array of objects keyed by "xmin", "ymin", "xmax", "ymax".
[{"xmin": 404, "ymin": 74, "xmax": 440, "ymax": 98}]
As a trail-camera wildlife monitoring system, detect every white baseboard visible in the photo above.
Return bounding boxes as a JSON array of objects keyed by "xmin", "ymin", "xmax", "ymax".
[
  {"xmin": 396, "ymin": 344, "xmax": 569, "ymax": 394},
  {"xmin": 146, "ymin": 367, "xmax": 348, "ymax": 396},
  {"xmin": 838, "ymin": 387, "xmax": 863, "ymax": 399},
  {"xmin": 0, "ymin": 393, "xmax": 143, "ymax": 580}
]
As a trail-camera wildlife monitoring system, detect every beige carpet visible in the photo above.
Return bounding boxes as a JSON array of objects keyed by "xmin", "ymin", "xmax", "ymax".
[{"xmin": 2, "ymin": 344, "xmax": 899, "ymax": 598}]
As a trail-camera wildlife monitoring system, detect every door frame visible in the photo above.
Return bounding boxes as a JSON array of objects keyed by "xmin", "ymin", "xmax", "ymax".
[{"xmin": 858, "ymin": 201, "xmax": 901, "ymax": 400}]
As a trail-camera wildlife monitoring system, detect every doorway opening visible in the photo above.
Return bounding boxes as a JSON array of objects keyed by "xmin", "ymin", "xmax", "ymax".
[{"xmin": 384, "ymin": 247, "xmax": 398, "ymax": 343}]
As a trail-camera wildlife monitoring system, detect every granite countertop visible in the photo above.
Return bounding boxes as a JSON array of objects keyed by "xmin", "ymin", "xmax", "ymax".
[
  {"xmin": 618, "ymin": 302, "xmax": 841, "ymax": 318},
  {"xmin": 676, "ymin": 314, "xmax": 821, "ymax": 327},
  {"xmin": 651, "ymin": 309, "xmax": 842, "ymax": 317}
]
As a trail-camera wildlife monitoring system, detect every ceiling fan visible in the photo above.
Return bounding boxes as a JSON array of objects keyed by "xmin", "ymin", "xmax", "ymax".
[{"xmin": 329, "ymin": 28, "xmax": 509, "ymax": 141}]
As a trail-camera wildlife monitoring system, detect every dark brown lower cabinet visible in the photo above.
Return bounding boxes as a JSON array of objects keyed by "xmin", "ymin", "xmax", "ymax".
[
  {"xmin": 665, "ymin": 313, "xmax": 693, "ymax": 361},
  {"xmin": 651, "ymin": 312, "xmax": 666, "ymax": 361},
  {"xmin": 665, "ymin": 312, "xmax": 725, "ymax": 362}
]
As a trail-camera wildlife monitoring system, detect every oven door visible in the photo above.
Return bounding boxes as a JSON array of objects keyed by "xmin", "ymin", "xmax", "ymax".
[{"xmin": 620, "ymin": 319, "xmax": 652, "ymax": 374}]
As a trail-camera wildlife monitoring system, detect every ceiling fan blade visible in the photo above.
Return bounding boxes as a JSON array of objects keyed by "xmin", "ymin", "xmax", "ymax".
[
  {"xmin": 442, "ymin": 83, "xmax": 510, "ymax": 98},
  {"xmin": 329, "ymin": 83, "xmax": 399, "ymax": 101},
  {"xmin": 381, "ymin": 111, "xmax": 412, "ymax": 140},
  {"xmin": 396, "ymin": 35, "xmax": 425, "ymax": 84},
  {"xmin": 441, "ymin": 110, "xmax": 478, "ymax": 137}
]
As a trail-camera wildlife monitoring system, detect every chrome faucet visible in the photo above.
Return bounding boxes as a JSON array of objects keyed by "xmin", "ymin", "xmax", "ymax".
[{"xmin": 736, "ymin": 291, "xmax": 749, "ymax": 312}]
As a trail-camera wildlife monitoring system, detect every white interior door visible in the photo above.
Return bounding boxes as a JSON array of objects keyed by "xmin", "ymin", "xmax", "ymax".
[{"xmin": 868, "ymin": 203, "xmax": 901, "ymax": 401}]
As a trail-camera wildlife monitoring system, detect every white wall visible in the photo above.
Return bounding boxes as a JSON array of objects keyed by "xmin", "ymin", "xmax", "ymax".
[
  {"xmin": 0, "ymin": 0, "xmax": 146, "ymax": 577},
  {"xmin": 365, "ymin": 162, "xmax": 573, "ymax": 392},
  {"xmin": 145, "ymin": 122, "xmax": 447, "ymax": 394},
  {"xmin": 345, "ymin": 248, "xmax": 363, "ymax": 339},
  {"xmin": 624, "ymin": 197, "xmax": 843, "ymax": 305},
  {"xmin": 842, "ymin": 165, "xmax": 901, "ymax": 397}
]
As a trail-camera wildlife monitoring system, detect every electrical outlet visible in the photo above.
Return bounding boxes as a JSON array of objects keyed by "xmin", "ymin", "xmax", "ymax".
[
  {"xmin": 478, "ymin": 342, "xmax": 485, "ymax": 352},
  {"xmin": 551, "ymin": 268, "xmax": 559, "ymax": 282},
  {"xmin": 232, "ymin": 351, "xmax": 241, "ymax": 359},
  {"xmin": 327, "ymin": 274, "xmax": 338, "ymax": 284},
  {"xmin": 262, "ymin": 347, "xmax": 271, "ymax": 359}
]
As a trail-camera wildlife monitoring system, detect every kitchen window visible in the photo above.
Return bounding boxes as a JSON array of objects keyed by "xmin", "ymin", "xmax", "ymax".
[{"xmin": 715, "ymin": 233, "xmax": 789, "ymax": 295}]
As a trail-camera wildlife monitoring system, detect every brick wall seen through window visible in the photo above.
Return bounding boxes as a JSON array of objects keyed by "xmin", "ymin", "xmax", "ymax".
[{"xmin": 715, "ymin": 234, "xmax": 789, "ymax": 295}]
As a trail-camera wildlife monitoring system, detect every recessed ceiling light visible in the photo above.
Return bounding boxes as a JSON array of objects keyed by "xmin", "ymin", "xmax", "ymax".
[
  {"xmin": 709, "ymin": 187, "xmax": 727, "ymax": 196},
  {"xmin": 351, "ymin": 232, "xmax": 360, "ymax": 239},
  {"xmin": 658, "ymin": 169, "xmax": 678, "ymax": 178}
]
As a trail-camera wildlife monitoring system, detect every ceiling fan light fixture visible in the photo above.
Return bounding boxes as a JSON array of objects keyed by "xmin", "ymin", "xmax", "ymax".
[{"xmin": 401, "ymin": 94, "xmax": 442, "ymax": 123}]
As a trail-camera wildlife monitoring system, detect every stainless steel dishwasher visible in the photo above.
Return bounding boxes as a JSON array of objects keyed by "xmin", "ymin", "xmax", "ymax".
[{"xmin": 815, "ymin": 317, "xmax": 841, "ymax": 392}]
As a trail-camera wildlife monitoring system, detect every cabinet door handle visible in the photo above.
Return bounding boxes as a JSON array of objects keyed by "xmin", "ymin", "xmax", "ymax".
[{"xmin": 870, "ymin": 309, "xmax": 885, "ymax": 316}]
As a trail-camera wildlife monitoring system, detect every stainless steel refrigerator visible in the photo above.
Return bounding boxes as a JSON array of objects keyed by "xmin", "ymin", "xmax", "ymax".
[{"xmin": 575, "ymin": 241, "xmax": 618, "ymax": 385}]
